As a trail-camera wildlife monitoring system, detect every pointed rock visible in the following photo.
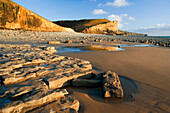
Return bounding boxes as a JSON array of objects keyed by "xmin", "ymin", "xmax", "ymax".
[{"xmin": 102, "ymin": 71, "xmax": 123, "ymax": 98}]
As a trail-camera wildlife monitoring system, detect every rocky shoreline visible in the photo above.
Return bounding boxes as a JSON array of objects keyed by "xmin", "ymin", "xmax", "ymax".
[
  {"xmin": 0, "ymin": 43, "xmax": 122, "ymax": 113},
  {"xmin": 0, "ymin": 43, "xmax": 93, "ymax": 112},
  {"xmin": 0, "ymin": 30, "xmax": 170, "ymax": 47},
  {"xmin": 0, "ymin": 30, "xmax": 170, "ymax": 113}
]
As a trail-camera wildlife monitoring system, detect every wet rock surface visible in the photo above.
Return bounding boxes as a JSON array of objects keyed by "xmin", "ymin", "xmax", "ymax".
[
  {"xmin": 0, "ymin": 89, "xmax": 68, "ymax": 113},
  {"xmin": 27, "ymin": 96, "xmax": 79, "ymax": 113},
  {"xmin": 0, "ymin": 30, "xmax": 169, "ymax": 113},
  {"xmin": 0, "ymin": 44, "xmax": 93, "ymax": 112},
  {"xmin": 102, "ymin": 71, "xmax": 123, "ymax": 98},
  {"xmin": 0, "ymin": 30, "xmax": 169, "ymax": 48}
]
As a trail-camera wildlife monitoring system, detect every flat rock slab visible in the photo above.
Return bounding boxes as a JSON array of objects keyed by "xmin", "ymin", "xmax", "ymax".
[
  {"xmin": 29, "ymin": 96, "xmax": 79, "ymax": 113},
  {"xmin": 0, "ymin": 89, "xmax": 68, "ymax": 113},
  {"xmin": 102, "ymin": 71, "xmax": 123, "ymax": 98},
  {"xmin": 0, "ymin": 44, "xmax": 93, "ymax": 112},
  {"xmin": 0, "ymin": 44, "xmax": 92, "ymax": 87},
  {"xmin": 72, "ymin": 79, "xmax": 101, "ymax": 87}
]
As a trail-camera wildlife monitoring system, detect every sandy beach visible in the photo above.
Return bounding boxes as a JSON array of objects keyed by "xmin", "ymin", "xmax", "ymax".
[
  {"xmin": 1, "ymin": 0, "xmax": 170, "ymax": 112},
  {"xmin": 59, "ymin": 46, "xmax": 170, "ymax": 113},
  {"xmin": 0, "ymin": 30, "xmax": 170, "ymax": 113}
]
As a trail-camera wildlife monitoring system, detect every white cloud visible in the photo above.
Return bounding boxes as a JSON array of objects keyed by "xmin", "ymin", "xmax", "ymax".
[
  {"xmin": 92, "ymin": 9, "xmax": 108, "ymax": 15},
  {"xmin": 128, "ymin": 16, "xmax": 136, "ymax": 20},
  {"xmin": 118, "ymin": 23, "xmax": 123, "ymax": 28},
  {"xmin": 156, "ymin": 24, "xmax": 165, "ymax": 27},
  {"xmin": 108, "ymin": 14, "xmax": 126, "ymax": 28},
  {"xmin": 108, "ymin": 14, "xmax": 123, "ymax": 22},
  {"xmin": 140, "ymin": 24, "xmax": 166, "ymax": 30},
  {"xmin": 105, "ymin": 0, "xmax": 131, "ymax": 7},
  {"xmin": 108, "ymin": 14, "xmax": 134, "ymax": 22},
  {"xmin": 121, "ymin": 14, "xmax": 128, "ymax": 17},
  {"xmin": 108, "ymin": 14, "xmax": 135, "ymax": 29},
  {"xmin": 98, "ymin": 3, "xmax": 102, "ymax": 7},
  {"xmin": 134, "ymin": 24, "xmax": 170, "ymax": 36}
]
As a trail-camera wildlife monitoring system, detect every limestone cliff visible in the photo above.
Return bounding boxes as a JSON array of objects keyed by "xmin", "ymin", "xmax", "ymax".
[
  {"xmin": 54, "ymin": 19, "xmax": 146, "ymax": 36},
  {"xmin": 54, "ymin": 19, "xmax": 115, "ymax": 33},
  {"xmin": 82, "ymin": 21, "xmax": 118, "ymax": 34},
  {"xmin": 0, "ymin": 0, "xmax": 66, "ymax": 32}
]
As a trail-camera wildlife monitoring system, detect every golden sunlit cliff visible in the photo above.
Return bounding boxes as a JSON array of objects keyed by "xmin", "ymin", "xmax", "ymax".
[
  {"xmin": 54, "ymin": 19, "xmax": 146, "ymax": 36},
  {"xmin": 0, "ymin": 0, "xmax": 66, "ymax": 32}
]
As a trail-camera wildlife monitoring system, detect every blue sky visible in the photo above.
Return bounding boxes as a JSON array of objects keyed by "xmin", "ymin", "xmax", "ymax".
[{"xmin": 12, "ymin": 0, "xmax": 170, "ymax": 36}]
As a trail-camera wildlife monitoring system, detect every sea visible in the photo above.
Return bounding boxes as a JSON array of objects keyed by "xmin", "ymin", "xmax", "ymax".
[{"xmin": 151, "ymin": 36, "xmax": 170, "ymax": 38}]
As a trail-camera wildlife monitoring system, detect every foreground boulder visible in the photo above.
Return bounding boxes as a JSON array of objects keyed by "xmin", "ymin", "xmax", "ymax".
[{"xmin": 102, "ymin": 71, "xmax": 123, "ymax": 98}]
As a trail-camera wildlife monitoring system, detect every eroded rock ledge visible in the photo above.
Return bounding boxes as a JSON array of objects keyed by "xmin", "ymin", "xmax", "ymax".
[
  {"xmin": 0, "ymin": 44, "xmax": 124, "ymax": 113},
  {"xmin": 0, "ymin": 44, "xmax": 92, "ymax": 113}
]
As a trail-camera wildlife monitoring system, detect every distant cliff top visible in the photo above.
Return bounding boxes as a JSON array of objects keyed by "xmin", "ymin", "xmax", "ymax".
[
  {"xmin": 54, "ymin": 19, "xmax": 147, "ymax": 36},
  {"xmin": 53, "ymin": 19, "xmax": 111, "ymax": 32},
  {"xmin": 0, "ymin": 0, "xmax": 66, "ymax": 32}
]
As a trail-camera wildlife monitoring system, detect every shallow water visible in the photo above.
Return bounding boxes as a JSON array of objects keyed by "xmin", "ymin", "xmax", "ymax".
[
  {"xmin": 0, "ymin": 99, "xmax": 12, "ymax": 106},
  {"xmin": 55, "ymin": 44, "xmax": 156, "ymax": 53},
  {"xmin": 116, "ymin": 44, "xmax": 156, "ymax": 47},
  {"xmin": 56, "ymin": 46, "xmax": 124, "ymax": 53}
]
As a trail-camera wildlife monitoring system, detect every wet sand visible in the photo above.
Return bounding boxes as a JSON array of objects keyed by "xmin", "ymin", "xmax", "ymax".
[{"xmin": 59, "ymin": 47, "xmax": 170, "ymax": 113}]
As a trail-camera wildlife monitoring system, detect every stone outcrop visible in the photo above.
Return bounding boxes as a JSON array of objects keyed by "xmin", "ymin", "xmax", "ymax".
[
  {"xmin": 0, "ymin": 44, "xmax": 92, "ymax": 86},
  {"xmin": 0, "ymin": 44, "xmax": 93, "ymax": 112},
  {"xmin": 0, "ymin": 0, "xmax": 67, "ymax": 32},
  {"xmin": 29, "ymin": 96, "xmax": 80, "ymax": 113},
  {"xmin": 0, "ymin": 89, "xmax": 68, "ymax": 113},
  {"xmin": 82, "ymin": 21, "xmax": 118, "ymax": 34},
  {"xmin": 102, "ymin": 71, "xmax": 123, "ymax": 98}
]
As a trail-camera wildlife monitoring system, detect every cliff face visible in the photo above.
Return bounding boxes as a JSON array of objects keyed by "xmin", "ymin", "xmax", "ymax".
[
  {"xmin": 54, "ymin": 19, "xmax": 113, "ymax": 33},
  {"xmin": 54, "ymin": 19, "xmax": 147, "ymax": 36},
  {"xmin": 82, "ymin": 21, "xmax": 118, "ymax": 34},
  {"xmin": 0, "ymin": 0, "xmax": 66, "ymax": 32}
]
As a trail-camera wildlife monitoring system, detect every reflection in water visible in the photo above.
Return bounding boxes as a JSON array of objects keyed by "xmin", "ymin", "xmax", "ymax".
[
  {"xmin": 0, "ymin": 99, "xmax": 12, "ymax": 106},
  {"xmin": 116, "ymin": 44, "xmax": 156, "ymax": 47},
  {"xmin": 56, "ymin": 46, "xmax": 125, "ymax": 53},
  {"xmin": 56, "ymin": 44, "xmax": 155, "ymax": 53}
]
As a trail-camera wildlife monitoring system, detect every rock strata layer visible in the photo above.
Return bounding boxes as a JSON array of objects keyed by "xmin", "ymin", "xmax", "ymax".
[
  {"xmin": 0, "ymin": 44, "xmax": 93, "ymax": 112},
  {"xmin": 102, "ymin": 71, "xmax": 123, "ymax": 98},
  {"xmin": 0, "ymin": 89, "xmax": 68, "ymax": 113},
  {"xmin": 0, "ymin": 0, "xmax": 67, "ymax": 32}
]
